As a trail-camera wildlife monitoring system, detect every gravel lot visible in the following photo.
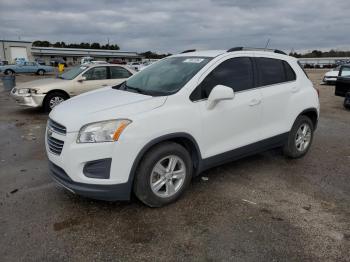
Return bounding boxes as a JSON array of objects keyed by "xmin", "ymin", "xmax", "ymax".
[{"xmin": 0, "ymin": 70, "xmax": 349, "ymax": 261}]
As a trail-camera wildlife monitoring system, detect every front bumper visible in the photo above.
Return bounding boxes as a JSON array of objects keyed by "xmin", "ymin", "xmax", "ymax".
[
  {"xmin": 49, "ymin": 161, "xmax": 131, "ymax": 201},
  {"xmin": 45, "ymin": 121, "xmax": 144, "ymax": 201},
  {"xmin": 10, "ymin": 88, "xmax": 45, "ymax": 108}
]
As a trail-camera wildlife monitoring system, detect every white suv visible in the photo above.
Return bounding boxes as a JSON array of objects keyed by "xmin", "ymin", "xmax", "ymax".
[{"xmin": 46, "ymin": 47, "xmax": 320, "ymax": 207}]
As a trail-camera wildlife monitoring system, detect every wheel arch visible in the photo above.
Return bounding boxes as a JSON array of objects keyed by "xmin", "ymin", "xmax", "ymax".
[
  {"xmin": 128, "ymin": 133, "xmax": 203, "ymax": 189},
  {"xmin": 297, "ymin": 108, "xmax": 319, "ymax": 130},
  {"xmin": 5, "ymin": 68, "xmax": 15, "ymax": 74},
  {"xmin": 45, "ymin": 89, "xmax": 70, "ymax": 99}
]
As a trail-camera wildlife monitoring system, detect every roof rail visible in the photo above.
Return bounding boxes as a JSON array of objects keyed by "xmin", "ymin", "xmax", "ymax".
[
  {"xmin": 181, "ymin": 49, "xmax": 196, "ymax": 54},
  {"xmin": 227, "ymin": 47, "xmax": 287, "ymax": 55}
]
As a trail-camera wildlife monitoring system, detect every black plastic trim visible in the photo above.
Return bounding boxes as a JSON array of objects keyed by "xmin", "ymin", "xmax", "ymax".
[
  {"xmin": 298, "ymin": 108, "xmax": 319, "ymax": 130},
  {"xmin": 49, "ymin": 161, "xmax": 130, "ymax": 201},
  {"xmin": 199, "ymin": 133, "xmax": 289, "ymax": 172},
  {"xmin": 83, "ymin": 158, "xmax": 112, "ymax": 179}
]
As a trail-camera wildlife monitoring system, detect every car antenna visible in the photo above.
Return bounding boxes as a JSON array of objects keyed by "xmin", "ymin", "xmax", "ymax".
[{"xmin": 264, "ymin": 38, "xmax": 271, "ymax": 50}]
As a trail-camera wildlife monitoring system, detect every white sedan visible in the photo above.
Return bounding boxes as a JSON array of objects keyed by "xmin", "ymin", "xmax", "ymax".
[{"xmin": 323, "ymin": 66, "xmax": 341, "ymax": 84}]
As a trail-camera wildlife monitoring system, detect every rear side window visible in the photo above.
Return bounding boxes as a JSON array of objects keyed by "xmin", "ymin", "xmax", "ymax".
[
  {"xmin": 256, "ymin": 58, "xmax": 286, "ymax": 86},
  {"xmin": 109, "ymin": 66, "xmax": 132, "ymax": 79},
  {"xmin": 283, "ymin": 61, "xmax": 296, "ymax": 81},
  {"xmin": 83, "ymin": 67, "xmax": 107, "ymax": 80},
  {"xmin": 297, "ymin": 61, "xmax": 309, "ymax": 79},
  {"xmin": 190, "ymin": 57, "xmax": 254, "ymax": 100}
]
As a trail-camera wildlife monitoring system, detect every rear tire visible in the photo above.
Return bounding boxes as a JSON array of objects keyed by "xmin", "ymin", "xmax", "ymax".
[
  {"xmin": 43, "ymin": 92, "xmax": 67, "ymax": 112},
  {"xmin": 283, "ymin": 115, "xmax": 314, "ymax": 158},
  {"xmin": 37, "ymin": 69, "xmax": 45, "ymax": 75},
  {"xmin": 133, "ymin": 142, "xmax": 193, "ymax": 207},
  {"xmin": 344, "ymin": 93, "xmax": 350, "ymax": 110}
]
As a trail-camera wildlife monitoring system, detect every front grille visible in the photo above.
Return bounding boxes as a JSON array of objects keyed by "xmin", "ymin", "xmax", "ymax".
[
  {"xmin": 48, "ymin": 119, "xmax": 66, "ymax": 135},
  {"xmin": 47, "ymin": 135, "xmax": 64, "ymax": 155}
]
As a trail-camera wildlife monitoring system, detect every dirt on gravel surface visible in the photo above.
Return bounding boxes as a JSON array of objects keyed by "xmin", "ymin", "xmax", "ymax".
[{"xmin": 0, "ymin": 70, "xmax": 349, "ymax": 261}]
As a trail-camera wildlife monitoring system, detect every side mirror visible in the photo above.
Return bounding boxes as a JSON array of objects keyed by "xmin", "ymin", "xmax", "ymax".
[
  {"xmin": 77, "ymin": 76, "xmax": 86, "ymax": 82},
  {"xmin": 206, "ymin": 85, "xmax": 234, "ymax": 109}
]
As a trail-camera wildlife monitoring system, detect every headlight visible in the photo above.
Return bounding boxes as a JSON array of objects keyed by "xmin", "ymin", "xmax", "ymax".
[
  {"xmin": 77, "ymin": 119, "xmax": 132, "ymax": 143},
  {"xmin": 17, "ymin": 88, "xmax": 30, "ymax": 94},
  {"xmin": 17, "ymin": 88, "xmax": 38, "ymax": 94}
]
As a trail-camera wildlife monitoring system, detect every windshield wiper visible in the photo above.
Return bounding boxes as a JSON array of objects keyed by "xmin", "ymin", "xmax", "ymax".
[
  {"xmin": 113, "ymin": 82, "xmax": 144, "ymax": 94},
  {"xmin": 126, "ymin": 86, "xmax": 143, "ymax": 94}
]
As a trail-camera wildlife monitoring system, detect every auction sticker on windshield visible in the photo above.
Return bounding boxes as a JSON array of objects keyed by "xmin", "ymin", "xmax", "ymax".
[{"xmin": 183, "ymin": 58, "xmax": 204, "ymax": 63}]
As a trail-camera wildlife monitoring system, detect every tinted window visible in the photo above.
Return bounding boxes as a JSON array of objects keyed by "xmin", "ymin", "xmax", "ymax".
[
  {"xmin": 256, "ymin": 58, "xmax": 285, "ymax": 86},
  {"xmin": 125, "ymin": 57, "xmax": 211, "ymax": 96},
  {"xmin": 83, "ymin": 67, "xmax": 107, "ymax": 80},
  {"xmin": 283, "ymin": 61, "xmax": 296, "ymax": 81},
  {"xmin": 110, "ymin": 66, "xmax": 132, "ymax": 79},
  {"xmin": 297, "ymin": 61, "xmax": 309, "ymax": 79},
  {"xmin": 191, "ymin": 57, "xmax": 254, "ymax": 100},
  {"xmin": 340, "ymin": 66, "xmax": 350, "ymax": 77}
]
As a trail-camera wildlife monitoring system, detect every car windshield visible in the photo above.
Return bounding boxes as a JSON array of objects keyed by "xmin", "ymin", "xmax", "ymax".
[
  {"xmin": 122, "ymin": 56, "xmax": 211, "ymax": 96},
  {"xmin": 59, "ymin": 66, "xmax": 88, "ymax": 80}
]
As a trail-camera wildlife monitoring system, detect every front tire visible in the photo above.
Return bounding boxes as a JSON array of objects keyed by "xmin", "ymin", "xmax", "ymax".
[
  {"xmin": 283, "ymin": 115, "xmax": 314, "ymax": 158},
  {"xmin": 4, "ymin": 69, "xmax": 14, "ymax": 75},
  {"xmin": 134, "ymin": 142, "xmax": 193, "ymax": 207},
  {"xmin": 43, "ymin": 92, "xmax": 67, "ymax": 112}
]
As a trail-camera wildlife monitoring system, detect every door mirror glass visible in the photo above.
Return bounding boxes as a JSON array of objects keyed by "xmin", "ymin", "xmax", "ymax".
[{"xmin": 206, "ymin": 85, "xmax": 234, "ymax": 109}]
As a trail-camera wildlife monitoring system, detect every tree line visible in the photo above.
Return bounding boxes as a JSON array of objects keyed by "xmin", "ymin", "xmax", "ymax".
[
  {"xmin": 290, "ymin": 49, "xmax": 350, "ymax": 58},
  {"xmin": 32, "ymin": 40, "xmax": 120, "ymax": 50},
  {"xmin": 32, "ymin": 41, "xmax": 171, "ymax": 58}
]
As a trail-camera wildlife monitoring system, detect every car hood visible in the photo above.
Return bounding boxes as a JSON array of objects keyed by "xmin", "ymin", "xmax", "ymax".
[
  {"xmin": 49, "ymin": 87, "xmax": 167, "ymax": 132},
  {"xmin": 325, "ymin": 70, "xmax": 339, "ymax": 77},
  {"xmin": 15, "ymin": 78, "xmax": 65, "ymax": 90}
]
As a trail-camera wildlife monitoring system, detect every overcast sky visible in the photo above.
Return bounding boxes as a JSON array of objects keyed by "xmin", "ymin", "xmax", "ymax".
[{"xmin": 0, "ymin": 0, "xmax": 349, "ymax": 53}]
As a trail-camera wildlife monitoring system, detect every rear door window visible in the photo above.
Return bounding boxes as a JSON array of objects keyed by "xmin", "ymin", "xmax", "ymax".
[
  {"xmin": 83, "ymin": 67, "xmax": 107, "ymax": 80},
  {"xmin": 256, "ymin": 57, "xmax": 286, "ymax": 86},
  {"xmin": 109, "ymin": 66, "xmax": 132, "ymax": 79}
]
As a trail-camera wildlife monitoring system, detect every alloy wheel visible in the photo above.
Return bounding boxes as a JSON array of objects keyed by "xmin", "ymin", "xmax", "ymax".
[
  {"xmin": 295, "ymin": 123, "xmax": 312, "ymax": 152},
  {"xmin": 150, "ymin": 155, "xmax": 186, "ymax": 198}
]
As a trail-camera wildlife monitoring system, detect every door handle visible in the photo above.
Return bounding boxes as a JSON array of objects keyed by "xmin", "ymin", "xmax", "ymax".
[
  {"xmin": 102, "ymin": 84, "xmax": 109, "ymax": 86},
  {"xmin": 249, "ymin": 98, "xmax": 261, "ymax": 106}
]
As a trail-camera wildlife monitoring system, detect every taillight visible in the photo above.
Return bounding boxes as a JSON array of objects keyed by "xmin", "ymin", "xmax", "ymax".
[{"xmin": 314, "ymin": 87, "xmax": 320, "ymax": 97}]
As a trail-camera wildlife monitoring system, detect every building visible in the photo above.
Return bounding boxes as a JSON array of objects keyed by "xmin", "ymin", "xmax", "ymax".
[
  {"xmin": 298, "ymin": 57, "xmax": 350, "ymax": 67},
  {"xmin": 0, "ymin": 40, "xmax": 142, "ymax": 65},
  {"xmin": 0, "ymin": 40, "xmax": 34, "ymax": 63},
  {"xmin": 31, "ymin": 47, "xmax": 142, "ymax": 65}
]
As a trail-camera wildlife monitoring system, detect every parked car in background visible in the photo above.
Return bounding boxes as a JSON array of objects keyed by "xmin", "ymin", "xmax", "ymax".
[
  {"xmin": 335, "ymin": 65, "xmax": 350, "ymax": 109},
  {"xmin": 50, "ymin": 58, "xmax": 67, "ymax": 67},
  {"xmin": 45, "ymin": 48, "xmax": 319, "ymax": 207},
  {"xmin": 323, "ymin": 65, "xmax": 342, "ymax": 84},
  {"xmin": 109, "ymin": 59, "xmax": 127, "ymax": 65},
  {"xmin": 128, "ymin": 62, "xmax": 142, "ymax": 71},
  {"xmin": 81, "ymin": 56, "xmax": 94, "ymax": 64},
  {"xmin": 14, "ymin": 58, "xmax": 27, "ymax": 65},
  {"xmin": 10, "ymin": 64, "xmax": 135, "ymax": 111},
  {"xmin": 138, "ymin": 61, "xmax": 154, "ymax": 71},
  {"xmin": 0, "ymin": 61, "xmax": 54, "ymax": 75},
  {"xmin": 0, "ymin": 60, "xmax": 8, "ymax": 66},
  {"xmin": 82, "ymin": 60, "xmax": 109, "ymax": 65},
  {"xmin": 35, "ymin": 58, "xmax": 46, "ymax": 65}
]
